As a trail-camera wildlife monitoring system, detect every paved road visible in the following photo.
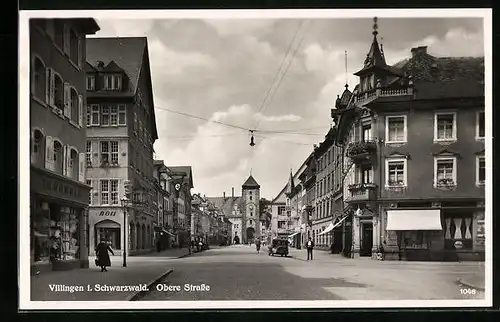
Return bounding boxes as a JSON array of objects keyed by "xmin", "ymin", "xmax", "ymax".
[{"xmin": 139, "ymin": 245, "xmax": 485, "ymax": 301}]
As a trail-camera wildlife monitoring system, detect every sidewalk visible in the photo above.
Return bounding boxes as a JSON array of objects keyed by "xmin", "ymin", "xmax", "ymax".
[
  {"xmin": 285, "ymin": 248, "xmax": 486, "ymax": 300},
  {"xmin": 31, "ymin": 248, "xmax": 190, "ymax": 301}
]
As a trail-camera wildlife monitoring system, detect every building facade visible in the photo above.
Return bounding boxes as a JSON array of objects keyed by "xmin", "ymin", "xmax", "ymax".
[
  {"xmin": 153, "ymin": 160, "xmax": 175, "ymax": 250},
  {"xmin": 311, "ymin": 128, "xmax": 345, "ymax": 252},
  {"xmin": 332, "ymin": 18, "xmax": 485, "ymax": 261},
  {"xmin": 168, "ymin": 166, "xmax": 194, "ymax": 248},
  {"xmin": 85, "ymin": 37, "xmax": 159, "ymax": 256},
  {"xmin": 30, "ymin": 18, "xmax": 100, "ymax": 274},
  {"xmin": 298, "ymin": 153, "xmax": 317, "ymax": 247}
]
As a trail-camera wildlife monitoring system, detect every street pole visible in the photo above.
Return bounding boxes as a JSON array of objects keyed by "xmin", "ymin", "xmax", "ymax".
[{"xmin": 122, "ymin": 201, "xmax": 127, "ymax": 267}]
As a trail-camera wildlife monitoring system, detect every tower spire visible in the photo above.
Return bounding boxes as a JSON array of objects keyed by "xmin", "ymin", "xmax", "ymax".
[
  {"xmin": 344, "ymin": 50, "xmax": 348, "ymax": 88},
  {"xmin": 372, "ymin": 16, "xmax": 378, "ymax": 37}
]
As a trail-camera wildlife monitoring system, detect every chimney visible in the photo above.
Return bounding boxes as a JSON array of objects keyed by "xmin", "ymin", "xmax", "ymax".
[
  {"xmin": 232, "ymin": 187, "xmax": 234, "ymax": 199},
  {"xmin": 223, "ymin": 192, "xmax": 225, "ymax": 199},
  {"xmin": 411, "ymin": 46, "xmax": 428, "ymax": 58}
]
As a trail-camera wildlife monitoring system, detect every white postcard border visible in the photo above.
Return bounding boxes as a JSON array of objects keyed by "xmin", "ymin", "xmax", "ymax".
[{"xmin": 19, "ymin": 8, "xmax": 493, "ymax": 310}]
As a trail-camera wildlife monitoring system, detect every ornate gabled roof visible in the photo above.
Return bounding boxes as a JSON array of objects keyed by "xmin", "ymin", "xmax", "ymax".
[
  {"xmin": 354, "ymin": 18, "xmax": 400, "ymax": 77},
  {"xmin": 242, "ymin": 175, "xmax": 260, "ymax": 189}
]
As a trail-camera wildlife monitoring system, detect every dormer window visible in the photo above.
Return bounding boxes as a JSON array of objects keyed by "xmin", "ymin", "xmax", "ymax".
[
  {"xmin": 86, "ymin": 75, "xmax": 95, "ymax": 91},
  {"xmin": 104, "ymin": 74, "xmax": 122, "ymax": 91}
]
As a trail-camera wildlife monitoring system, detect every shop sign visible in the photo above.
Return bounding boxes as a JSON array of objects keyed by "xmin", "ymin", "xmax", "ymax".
[
  {"xmin": 34, "ymin": 171, "xmax": 89, "ymax": 205},
  {"xmin": 454, "ymin": 240, "xmax": 464, "ymax": 249},
  {"xmin": 99, "ymin": 211, "xmax": 117, "ymax": 217}
]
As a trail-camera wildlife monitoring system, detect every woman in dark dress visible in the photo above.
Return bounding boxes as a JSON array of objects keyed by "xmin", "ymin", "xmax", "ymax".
[{"xmin": 96, "ymin": 239, "xmax": 114, "ymax": 272}]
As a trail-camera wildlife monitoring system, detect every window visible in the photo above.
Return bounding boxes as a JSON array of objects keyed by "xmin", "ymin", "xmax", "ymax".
[
  {"xmin": 110, "ymin": 180, "xmax": 119, "ymax": 204},
  {"xmin": 86, "ymin": 141, "xmax": 92, "ymax": 166},
  {"xmin": 278, "ymin": 221, "xmax": 286, "ymax": 229},
  {"xmin": 53, "ymin": 140, "xmax": 63, "ymax": 174},
  {"xmin": 110, "ymin": 141, "xmax": 119, "ymax": 165},
  {"xmin": 277, "ymin": 206, "xmax": 286, "ymax": 215},
  {"xmin": 104, "ymin": 74, "xmax": 122, "ymax": 90},
  {"xmin": 100, "ymin": 141, "xmax": 110, "ymax": 164},
  {"xmin": 86, "ymin": 105, "xmax": 91, "ymax": 126},
  {"xmin": 101, "ymin": 105, "xmax": 110, "ymax": 126},
  {"xmin": 110, "ymin": 105, "xmax": 118, "ymax": 126},
  {"xmin": 444, "ymin": 215, "xmax": 473, "ymax": 250},
  {"xmin": 359, "ymin": 164, "xmax": 373, "ymax": 184},
  {"xmin": 476, "ymin": 111, "xmax": 485, "ymax": 140},
  {"xmin": 53, "ymin": 74, "xmax": 64, "ymax": 110},
  {"xmin": 434, "ymin": 157, "xmax": 457, "ymax": 187},
  {"xmin": 33, "ymin": 56, "xmax": 45, "ymax": 100},
  {"xmin": 386, "ymin": 116, "xmax": 407, "ymax": 143},
  {"xmin": 70, "ymin": 88, "xmax": 78, "ymax": 122},
  {"xmin": 67, "ymin": 149, "xmax": 77, "ymax": 179},
  {"xmin": 476, "ymin": 156, "xmax": 485, "ymax": 186},
  {"xmin": 91, "ymin": 104, "xmax": 99, "ymax": 125},
  {"xmin": 362, "ymin": 125, "xmax": 372, "ymax": 142},
  {"xmin": 100, "ymin": 180, "xmax": 109, "ymax": 204},
  {"xmin": 69, "ymin": 29, "xmax": 79, "ymax": 63},
  {"xmin": 86, "ymin": 179, "xmax": 92, "ymax": 204},
  {"xmin": 434, "ymin": 112, "xmax": 457, "ymax": 141},
  {"xmin": 250, "ymin": 196, "xmax": 252, "ymax": 201},
  {"xmin": 385, "ymin": 158, "xmax": 407, "ymax": 187},
  {"xmin": 32, "ymin": 130, "xmax": 44, "ymax": 166},
  {"xmin": 118, "ymin": 105, "xmax": 126, "ymax": 125},
  {"xmin": 86, "ymin": 75, "xmax": 95, "ymax": 91}
]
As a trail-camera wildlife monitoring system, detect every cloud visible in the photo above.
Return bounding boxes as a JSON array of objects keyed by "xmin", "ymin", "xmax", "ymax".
[
  {"xmin": 203, "ymin": 19, "xmax": 276, "ymax": 36},
  {"xmin": 253, "ymin": 113, "xmax": 302, "ymax": 122}
]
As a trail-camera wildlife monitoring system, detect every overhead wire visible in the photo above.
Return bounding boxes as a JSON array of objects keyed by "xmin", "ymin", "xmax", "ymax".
[
  {"xmin": 253, "ymin": 20, "xmax": 305, "ymax": 129},
  {"xmin": 253, "ymin": 20, "xmax": 312, "ymax": 131}
]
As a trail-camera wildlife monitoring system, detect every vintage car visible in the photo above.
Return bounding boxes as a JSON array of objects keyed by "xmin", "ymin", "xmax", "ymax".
[{"xmin": 268, "ymin": 238, "xmax": 289, "ymax": 257}]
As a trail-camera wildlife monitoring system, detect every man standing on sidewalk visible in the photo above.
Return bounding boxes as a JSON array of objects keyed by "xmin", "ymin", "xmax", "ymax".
[{"xmin": 306, "ymin": 237, "xmax": 315, "ymax": 261}]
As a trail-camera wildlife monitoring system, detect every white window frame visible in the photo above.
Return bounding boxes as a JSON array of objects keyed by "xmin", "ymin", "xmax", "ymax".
[
  {"xmin": 101, "ymin": 105, "xmax": 110, "ymax": 126},
  {"xmin": 385, "ymin": 115, "xmax": 408, "ymax": 144},
  {"xmin": 434, "ymin": 111, "xmax": 457, "ymax": 142},
  {"xmin": 385, "ymin": 158, "xmax": 408, "ymax": 188},
  {"xmin": 110, "ymin": 141, "xmax": 119, "ymax": 165},
  {"xmin": 100, "ymin": 180, "xmax": 109, "ymax": 205},
  {"xmin": 86, "ymin": 75, "xmax": 95, "ymax": 91},
  {"xmin": 86, "ymin": 179, "xmax": 92, "ymax": 205},
  {"xmin": 86, "ymin": 141, "xmax": 92, "ymax": 166},
  {"xmin": 118, "ymin": 104, "xmax": 127, "ymax": 125},
  {"xmin": 110, "ymin": 179, "xmax": 119, "ymax": 205},
  {"xmin": 476, "ymin": 155, "xmax": 485, "ymax": 186},
  {"xmin": 90, "ymin": 104, "xmax": 100, "ymax": 126},
  {"xmin": 476, "ymin": 110, "xmax": 485, "ymax": 141},
  {"xmin": 110, "ymin": 105, "xmax": 118, "ymax": 126},
  {"xmin": 100, "ymin": 141, "xmax": 110, "ymax": 165},
  {"xmin": 433, "ymin": 156, "xmax": 457, "ymax": 188}
]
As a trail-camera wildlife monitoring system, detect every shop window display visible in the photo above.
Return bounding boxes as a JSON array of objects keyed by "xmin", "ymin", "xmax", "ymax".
[
  {"xmin": 97, "ymin": 227, "xmax": 121, "ymax": 250},
  {"xmin": 32, "ymin": 201, "xmax": 51, "ymax": 263},
  {"xmin": 400, "ymin": 231, "xmax": 429, "ymax": 249}
]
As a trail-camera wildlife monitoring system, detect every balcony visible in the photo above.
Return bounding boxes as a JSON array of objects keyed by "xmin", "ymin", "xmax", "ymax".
[
  {"xmin": 345, "ymin": 183, "xmax": 377, "ymax": 203},
  {"xmin": 346, "ymin": 140, "xmax": 377, "ymax": 161},
  {"xmin": 354, "ymin": 86, "xmax": 413, "ymax": 105}
]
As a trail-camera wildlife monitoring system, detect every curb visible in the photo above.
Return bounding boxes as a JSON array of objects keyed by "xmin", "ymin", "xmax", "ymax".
[
  {"xmin": 456, "ymin": 278, "xmax": 485, "ymax": 292},
  {"xmin": 127, "ymin": 269, "xmax": 174, "ymax": 301}
]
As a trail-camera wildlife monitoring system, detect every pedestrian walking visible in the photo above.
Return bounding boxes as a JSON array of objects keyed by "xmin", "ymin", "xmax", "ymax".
[
  {"xmin": 255, "ymin": 238, "xmax": 261, "ymax": 253},
  {"xmin": 306, "ymin": 237, "xmax": 315, "ymax": 261},
  {"xmin": 96, "ymin": 239, "xmax": 114, "ymax": 272}
]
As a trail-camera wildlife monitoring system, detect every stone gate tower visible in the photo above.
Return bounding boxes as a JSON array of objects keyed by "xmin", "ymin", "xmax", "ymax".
[{"xmin": 241, "ymin": 174, "xmax": 260, "ymax": 243}]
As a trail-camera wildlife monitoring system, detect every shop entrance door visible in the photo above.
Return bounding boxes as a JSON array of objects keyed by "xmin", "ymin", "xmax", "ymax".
[{"xmin": 360, "ymin": 224, "xmax": 373, "ymax": 257}]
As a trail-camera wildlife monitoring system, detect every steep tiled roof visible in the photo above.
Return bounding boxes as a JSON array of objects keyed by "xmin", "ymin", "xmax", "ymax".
[
  {"xmin": 398, "ymin": 53, "xmax": 484, "ymax": 99},
  {"xmin": 242, "ymin": 175, "xmax": 260, "ymax": 189},
  {"xmin": 86, "ymin": 37, "xmax": 147, "ymax": 94}
]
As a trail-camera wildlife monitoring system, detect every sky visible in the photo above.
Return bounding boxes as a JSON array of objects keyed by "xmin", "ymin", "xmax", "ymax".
[{"xmin": 90, "ymin": 15, "xmax": 484, "ymax": 200}]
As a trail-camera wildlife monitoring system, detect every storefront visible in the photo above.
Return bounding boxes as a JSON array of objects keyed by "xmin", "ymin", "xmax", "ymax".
[
  {"xmin": 88, "ymin": 208, "xmax": 125, "ymax": 256},
  {"xmin": 30, "ymin": 167, "xmax": 91, "ymax": 275},
  {"xmin": 384, "ymin": 207, "xmax": 485, "ymax": 261}
]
